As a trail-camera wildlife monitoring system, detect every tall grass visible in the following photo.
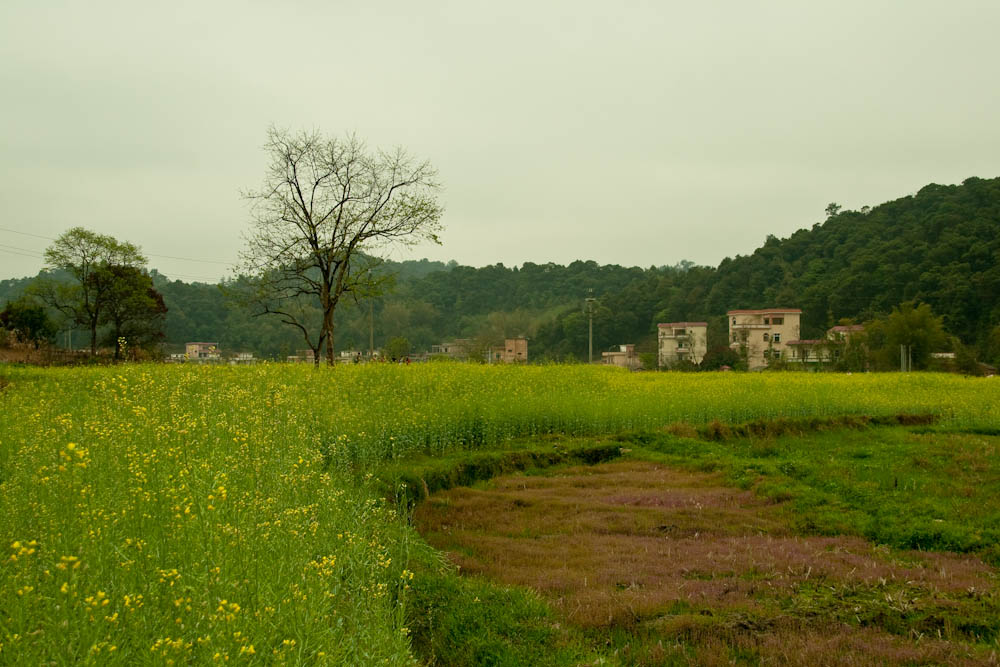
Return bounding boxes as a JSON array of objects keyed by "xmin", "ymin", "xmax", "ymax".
[{"xmin": 0, "ymin": 363, "xmax": 997, "ymax": 663}]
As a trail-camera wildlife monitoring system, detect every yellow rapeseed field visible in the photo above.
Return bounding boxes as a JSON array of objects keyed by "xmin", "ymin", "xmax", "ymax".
[{"xmin": 0, "ymin": 363, "xmax": 997, "ymax": 663}]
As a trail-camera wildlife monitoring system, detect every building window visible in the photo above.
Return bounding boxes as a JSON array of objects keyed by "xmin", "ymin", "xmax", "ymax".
[
  {"xmin": 763, "ymin": 318, "xmax": 770, "ymax": 325},
  {"xmin": 773, "ymin": 334, "xmax": 781, "ymax": 343},
  {"xmin": 732, "ymin": 317, "xmax": 736, "ymax": 325},
  {"xmin": 763, "ymin": 333, "xmax": 770, "ymax": 342},
  {"xmin": 773, "ymin": 317, "xmax": 784, "ymax": 325}
]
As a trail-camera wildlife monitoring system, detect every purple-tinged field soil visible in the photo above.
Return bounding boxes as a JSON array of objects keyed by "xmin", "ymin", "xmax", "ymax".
[{"xmin": 415, "ymin": 461, "xmax": 999, "ymax": 665}]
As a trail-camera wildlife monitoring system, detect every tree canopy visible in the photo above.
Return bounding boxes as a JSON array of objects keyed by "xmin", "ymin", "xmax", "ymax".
[{"xmin": 33, "ymin": 227, "xmax": 165, "ymax": 357}]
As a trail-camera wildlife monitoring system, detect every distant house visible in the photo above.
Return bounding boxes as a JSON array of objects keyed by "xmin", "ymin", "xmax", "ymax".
[
  {"xmin": 787, "ymin": 325, "xmax": 867, "ymax": 365},
  {"xmin": 185, "ymin": 342, "xmax": 221, "ymax": 363},
  {"xmin": 495, "ymin": 337, "xmax": 528, "ymax": 363},
  {"xmin": 229, "ymin": 352, "xmax": 256, "ymax": 365},
  {"xmin": 657, "ymin": 322, "xmax": 707, "ymax": 367},
  {"xmin": 287, "ymin": 349, "xmax": 316, "ymax": 363},
  {"xmin": 728, "ymin": 309, "xmax": 802, "ymax": 370},
  {"xmin": 430, "ymin": 339, "xmax": 472, "ymax": 360},
  {"xmin": 602, "ymin": 344, "xmax": 642, "ymax": 370},
  {"xmin": 785, "ymin": 339, "xmax": 830, "ymax": 363},
  {"xmin": 337, "ymin": 350, "xmax": 364, "ymax": 364}
]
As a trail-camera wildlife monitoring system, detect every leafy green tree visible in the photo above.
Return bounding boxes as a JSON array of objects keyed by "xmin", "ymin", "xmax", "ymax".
[
  {"xmin": 0, "ymin": 297, "xmax": 57, "ymax": 348},
  {"xmin": 384, "ymin": 336, "xmax": 410, "ymax": 361},
  {"xmin": 700, "ymin": 345, "xmax": 740, "ymax": 371},
  {"xmin": 100, "ymin": 265, "xmax": 168, "ymax": 359},
  {"xmin": 987, "ymin": 325, "xmax": 1000, "ymax": 368},
  {"xmin": 37, "ymin": 227, "xmax": 146, "ymax": 355},
  {"xmin": 869, "ymin": 302, "xmax": 948, "ymax": 370},
  {"xmin": 835, "ymin": 334, "xmax": 870, "ymax": 372},
  {"xmin": 952, "ymin": 339, "xmax": 983, "ymax": 376}
]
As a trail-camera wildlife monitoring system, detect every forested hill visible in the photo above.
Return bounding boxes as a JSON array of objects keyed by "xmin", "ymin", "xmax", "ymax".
[
  {"xmin": 2, "ymin": 176, "xmax": 998, "ymax": 362},
  {"xmin": 703, "ymin": 176, "xmax": 1000, "ymax": 342}
]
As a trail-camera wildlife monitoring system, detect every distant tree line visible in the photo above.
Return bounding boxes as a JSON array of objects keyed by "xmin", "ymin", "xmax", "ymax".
[{"xmin": 2, "ymin": 176, "xmax": 999, "ymax": 368}]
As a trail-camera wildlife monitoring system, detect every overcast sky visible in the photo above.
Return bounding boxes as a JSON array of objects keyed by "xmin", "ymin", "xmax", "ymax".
[{"xmin": 2, "ymin": 1, "xmax": 998, "ymax": 282}]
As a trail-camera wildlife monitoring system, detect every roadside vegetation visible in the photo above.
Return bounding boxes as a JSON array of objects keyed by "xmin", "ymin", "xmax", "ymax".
[{"xmin": 1, "ymin": 363, "xmax": 999, "ymax": 663}]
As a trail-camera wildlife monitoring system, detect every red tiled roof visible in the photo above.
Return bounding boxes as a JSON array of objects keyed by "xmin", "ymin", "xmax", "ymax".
[
  {"xmin": 657, "ymin": 322, "xmax": 708, "ymax": 327},
  {"xmin": 727, "ymin": 309, "xmax": 802, "ymax": 315},
  {"xmin": 829, "ymin": 325, "xmax": 865, "ymax": 333},
  {"xmin": 786, "ymin": 339, "xmax": 824, "ymax": 345}
]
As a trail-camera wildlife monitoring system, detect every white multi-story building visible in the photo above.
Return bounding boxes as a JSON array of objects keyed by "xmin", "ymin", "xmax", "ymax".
[
  {"xmin": 658, "ymin": 322, "xmax": 708, "ymax": 367},
  {"xmin": 727, "ymin": 309, "xmax": 801, "ymax": 370}
]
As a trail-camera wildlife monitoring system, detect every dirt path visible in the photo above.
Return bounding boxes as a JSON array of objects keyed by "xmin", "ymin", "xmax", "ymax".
[{"xmin": 415, "ymin": 461, "xmax": 999, "ymax": 665}]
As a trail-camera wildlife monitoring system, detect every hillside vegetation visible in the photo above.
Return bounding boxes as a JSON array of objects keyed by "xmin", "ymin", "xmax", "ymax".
[{"xmin": 2, "ymin": 176, "xmax": 998, "ymax": 362}]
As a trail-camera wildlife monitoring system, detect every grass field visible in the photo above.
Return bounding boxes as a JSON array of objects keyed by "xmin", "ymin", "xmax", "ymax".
[{"xmin": 1, "ymin": 363, "xmax": 998, "ymax": 664}]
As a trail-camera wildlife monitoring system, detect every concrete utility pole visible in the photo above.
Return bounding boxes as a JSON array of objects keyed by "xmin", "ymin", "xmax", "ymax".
[
  {"xmin": 585, "ymin": 289, "xmax": 596, "ymax": 364},
  {"xmin": 369, "ymin": 300, "xmax": 374, "ymax": 359}
]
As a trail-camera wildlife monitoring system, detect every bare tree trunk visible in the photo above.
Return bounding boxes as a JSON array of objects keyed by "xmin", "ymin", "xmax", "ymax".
[
  {"xmin": 327, "ymin": 320, "xmax": 338, "ymax": 367},
  {"xmin": 324, "ymin": 309, "xmax": 335, "ymax": 367},
  {"xmin": 89, "ymin": 318, "xmax": 98, "ymax": 356}
]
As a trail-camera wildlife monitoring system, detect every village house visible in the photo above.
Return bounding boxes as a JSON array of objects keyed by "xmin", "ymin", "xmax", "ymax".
[
  {"xmin": 602, "ymin": 344, "xmax": 642, "ymax": 370},
  {"xmin": 785, "ymin": 339, "xmax": 829, "ymax": 363},
  {"xmin": 486, "ymin": 338, "xmax": 528, "ymax": 363},
  {"xmin": 286, "ymin": 349, "xmax": 316, "ymax": 363},
  {"xmin": 430, "ymin": 339, "xmax": 472, "ymax": 360},
  {"xmin": 185, "ymin": 342, "xmax": 221, "ymax": 363},
  {"xmin": 657, "ymin": 322, "xmax": 708, "ymax": 367},
  {"xmin": 228, "ymin": 352, "xmax": 256, "ymax": 365},
  {"xmin": 336, "ymin": 350, "xmax": 364, "ymax": 364},
  {"xmin": 728, "ymin": 309, "xmax": 801, "ymax": 370},
  {"xmin": 787, "ymin": 324, "xmax": 866, "ymax": 364}
]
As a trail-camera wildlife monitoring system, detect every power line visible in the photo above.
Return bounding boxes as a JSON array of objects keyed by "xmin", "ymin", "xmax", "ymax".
[
  {"xmin": 0, "ymin": 247, "xmax": 44, "ymax": 260},
  {"xmin": 148, "ymin": 252, "xmax": 232, "ymax": 265},
  {"xmin": 0, "ymin": 226, "xmax": 234, "ymax": 266},
  {"xmin": 0, "ymin": 228, "xmax": 53, "ymax": 241},
  {"xmin": 0, "ymin": 243, "xmax": 45, "ymax": 257},
  {"xmin": 0, "ymin": 239, "xmax": 226, "ymax": 283}
]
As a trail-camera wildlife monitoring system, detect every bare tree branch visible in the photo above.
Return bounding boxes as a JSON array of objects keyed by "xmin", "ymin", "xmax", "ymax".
[{"xmin": 240, "ymin": 128, "xmax": 443, "ymax": 365}]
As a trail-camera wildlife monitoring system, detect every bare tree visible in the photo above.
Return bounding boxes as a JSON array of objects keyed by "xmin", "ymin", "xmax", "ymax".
[{"xmin": 241, "ymin": 128, "xmax": 443, "ymax": 366}]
